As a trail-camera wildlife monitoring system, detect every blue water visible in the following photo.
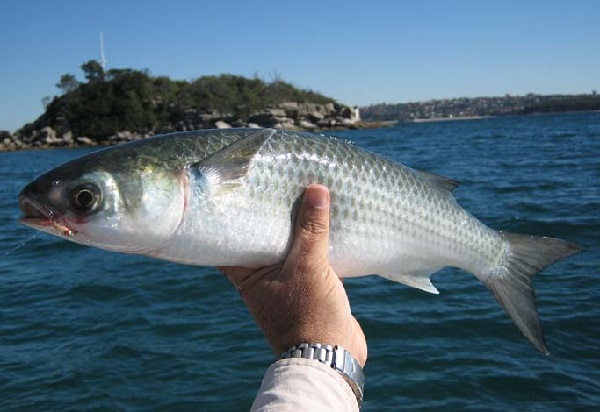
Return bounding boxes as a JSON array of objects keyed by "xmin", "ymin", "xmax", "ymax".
[{"xmin": 1, "ymin": 113, "xmax": 599, "ymax": 411}]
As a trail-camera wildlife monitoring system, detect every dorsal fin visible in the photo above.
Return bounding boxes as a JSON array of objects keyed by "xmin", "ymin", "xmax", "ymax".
[{"xmin": 413, "ymin": 169, "xmax": 460, "ymax": 192}]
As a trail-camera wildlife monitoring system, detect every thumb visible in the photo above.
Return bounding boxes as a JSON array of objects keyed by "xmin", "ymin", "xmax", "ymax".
[{"xmin": 283, "ymin": 184, "xmax": 331, "ymax": 276}]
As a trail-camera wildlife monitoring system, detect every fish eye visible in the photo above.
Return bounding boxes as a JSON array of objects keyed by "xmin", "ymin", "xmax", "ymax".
[{"xmin": 69, "ymin": 183, "xmax": 102, "ymax": 214}]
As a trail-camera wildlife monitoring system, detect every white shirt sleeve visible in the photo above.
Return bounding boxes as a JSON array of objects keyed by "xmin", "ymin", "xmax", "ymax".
[{"xmin": 251, "ymin": 358, "xmax": 360, "ymax": 411}]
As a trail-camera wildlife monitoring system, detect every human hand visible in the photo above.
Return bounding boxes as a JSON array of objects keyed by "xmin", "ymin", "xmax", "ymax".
[{"xmin": 220, "ymin": 184, "xmax": 367, "ymax": 367}]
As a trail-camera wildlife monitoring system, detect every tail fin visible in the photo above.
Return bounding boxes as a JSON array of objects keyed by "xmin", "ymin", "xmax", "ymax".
[{"xmin": 484, "ymin": 232, "xmax": 581, "ymax": 355}]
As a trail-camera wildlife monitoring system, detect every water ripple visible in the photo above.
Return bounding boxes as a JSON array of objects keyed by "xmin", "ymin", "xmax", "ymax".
[{"xmin": 1, "ymin": 113, "xmax": 599, "ymax": 410}]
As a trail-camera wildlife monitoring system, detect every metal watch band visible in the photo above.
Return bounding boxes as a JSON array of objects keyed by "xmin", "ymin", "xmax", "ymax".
[{"xmin": 281, "ymin": 343, "xmax": 364, "ymax": 407}]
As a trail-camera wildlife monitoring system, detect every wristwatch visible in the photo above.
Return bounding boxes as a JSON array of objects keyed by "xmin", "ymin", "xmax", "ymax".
[{"xmin": 281, "ymin": 343, "xmax": 365, "ymax": 407}]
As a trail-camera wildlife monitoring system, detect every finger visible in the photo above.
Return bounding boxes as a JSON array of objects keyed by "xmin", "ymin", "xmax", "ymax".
[{"xmin": 284, "ymin": 184, "xmax": 331, "ymax": 275}]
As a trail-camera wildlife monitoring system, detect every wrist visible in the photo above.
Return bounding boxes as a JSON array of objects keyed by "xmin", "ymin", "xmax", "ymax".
[{"xmin": 281, "ymin": 342, "xmax": 365, "ymax": 407}]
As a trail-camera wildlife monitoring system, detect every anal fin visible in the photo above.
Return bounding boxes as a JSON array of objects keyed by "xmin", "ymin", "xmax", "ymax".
[{"xmin": 381, "ymin": 268, "xmax": 441, "ymax": 294}]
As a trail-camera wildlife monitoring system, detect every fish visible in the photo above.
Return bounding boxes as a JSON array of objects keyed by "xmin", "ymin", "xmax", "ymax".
[{"xmin": 18, "ymin": 128, "xmax": 580, "ymax": 354}]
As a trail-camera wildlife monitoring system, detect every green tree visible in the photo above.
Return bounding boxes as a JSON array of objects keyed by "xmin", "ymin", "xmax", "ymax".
[
  {"xmin": 81, "ymin": 60, "xmax": 105, "ymax": 82},
  {"xmin": 21, "ymin": 60, "xmax": 340, "ymax": 143},
  {"xmin": 55, "ymin": 74, "xmax": 79, "ymax": 94},
  {"xmin": 41, "ymin": 96, "xmax": 52, "ymax": 109}
]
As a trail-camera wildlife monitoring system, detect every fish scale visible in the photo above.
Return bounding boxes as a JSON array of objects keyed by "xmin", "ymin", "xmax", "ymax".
[
  {"xmin": 243, "ymin": 131, "xmax": 502, "ymax": 278},
  {"xmin": 18, "ymin": 128, "xmax": 581, "ymax": 353}
]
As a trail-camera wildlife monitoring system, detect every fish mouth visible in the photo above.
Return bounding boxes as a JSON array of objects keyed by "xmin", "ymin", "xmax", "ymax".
[{"xmin": 18, "ymin": 196, "xmax": 77, "ymax": 237}]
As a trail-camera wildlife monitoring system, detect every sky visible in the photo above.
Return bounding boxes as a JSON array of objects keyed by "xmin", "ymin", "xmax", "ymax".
[{"xmin": 1, "ymin": 0, "xmax": 598, "ymax": 132}]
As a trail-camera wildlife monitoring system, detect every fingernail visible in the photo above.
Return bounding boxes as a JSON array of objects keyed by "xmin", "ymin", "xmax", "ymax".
[{"xmin": 306, "ymin": 186, "xmax": 329, "ymax": 208}]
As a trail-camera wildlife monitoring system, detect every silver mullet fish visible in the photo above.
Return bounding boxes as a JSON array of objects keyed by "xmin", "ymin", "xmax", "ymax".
[{"xmin": 18, "ymin": 128, "xmax": 580, "ymax": 353}]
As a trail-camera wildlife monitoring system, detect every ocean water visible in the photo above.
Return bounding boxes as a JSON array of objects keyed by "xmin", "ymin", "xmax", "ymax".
[{"xmin": 1, "ymin": 113, "xmax": 599, "ymax": 411}]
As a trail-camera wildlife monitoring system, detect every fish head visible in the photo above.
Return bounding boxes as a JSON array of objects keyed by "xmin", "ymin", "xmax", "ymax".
[{"xmin": 18, "ymin": 149, "xmax": 187, "ymax": 254}]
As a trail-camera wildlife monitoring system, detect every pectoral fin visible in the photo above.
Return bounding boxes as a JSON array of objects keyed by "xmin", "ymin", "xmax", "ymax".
[{"xmin": 190, "ymin": 128, "xmax": 276, "ymax": 192}]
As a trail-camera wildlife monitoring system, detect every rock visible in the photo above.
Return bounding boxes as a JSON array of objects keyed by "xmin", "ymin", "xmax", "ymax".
[
  {"xmin": 249, "ymin": 110, "xmax": 275, "ymax": 127},
  {"xmin": 215, "ymin": 120, "xmax": 232, "ymax": 129},
  {"xmin": 308, "ymin": 111, "xmax": 324, "ymax": 121},
  {"xmin": 61, "ymin": 131, "xmax": 74, "ymax": 143},
  {"xmin": 109, "ymin": 131, "xmax": 138, "ymax": 143},
  {"xmin": 76, "ymin": 136, "xmax": 97, "ymax": 146},
  {"xmin": 197, "ymin": 113, "xmax": 216, "ymax": 125},
  {"xmin": 267, "ymin": 109, "xmax": 287, "ymax": 118},
  {"xmin": 3, "ymin": 99, "xmax": 367, "ymax": 152},
  {"xmin": 47, "ymin": 135, "xmax": 67, "ymax": 146},
  {"xmin": 230, "ymin": 119, "xmax": 245, "ymax": 128},
  {"xmin": 300, "ymin": 103, "xmax": 315, "ymax": 113},
  {"xmin": 41, "ymin": 126, "xmax": 56, "ymax": 139},
  {"xmin": 298, "ymin": 120, "xmax": 318, "ymax": 130},
  {"xmin": 278, "ymin": 102, "xmax": 300, "ymax": 110},
  {"xmin": 318, "ymin": 118, "xmax": 336, "ymax": 128},
  {"xmin": 0, "ymin": 130, "xmax": 12, "ymax": 141},
  {"xmin": 306, "ymin": 103, "xmax": 326, "ymax": 113},
  {"xmin": 278, "ymin": 102, "xmax": 300, "ymax": 118},
  {"xmin": 31, "ymin": 126, "xmax": 56, "ymax": 144},
  {"xmin": 274, "ymin": 122, "xmax": 301, "ymax": 131},
  {"xmin": 117, "ymin": 131, "xmax": 132, "ymax": 140}
]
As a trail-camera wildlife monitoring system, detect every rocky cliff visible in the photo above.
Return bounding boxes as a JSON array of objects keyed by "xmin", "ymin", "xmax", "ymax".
[{"xmin": 1, "ymin": 102, "xmax": 363, "ymax": 152}]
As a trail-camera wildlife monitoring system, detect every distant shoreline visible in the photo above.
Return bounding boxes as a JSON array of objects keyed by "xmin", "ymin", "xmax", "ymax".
[
  {"xmin": 361, "ymin": 94, "xmax": 600, "ymax": 124},
  {"xmin": 409, "ymin": 116, "xmax": 492, "ymax": 123},
  {"xmin": 403, "ymin": 110, "xmax": 600, "ymax": 124}
]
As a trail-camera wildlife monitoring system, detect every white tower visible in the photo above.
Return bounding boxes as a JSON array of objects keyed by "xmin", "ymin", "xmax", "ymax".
[{"xmin": 99, "ymin": 31, "xmax": 107, "ymax": 70}]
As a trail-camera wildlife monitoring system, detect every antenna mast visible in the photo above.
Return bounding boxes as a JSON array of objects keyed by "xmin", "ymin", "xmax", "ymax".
[{"xmin": 99, "ymin": 31, "xmax": 107, "ymax": 69}]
